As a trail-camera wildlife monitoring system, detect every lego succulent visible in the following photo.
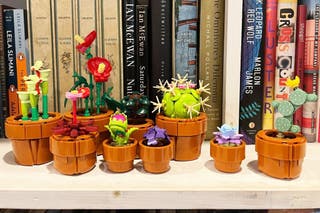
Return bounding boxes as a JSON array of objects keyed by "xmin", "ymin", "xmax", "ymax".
[
  {"xmin": 213, "ymin": 124, "xmax": 243, "ymax": 147},
  {"xmin": 105, "ymin": 112, "xmax": 138, "ymax": 146},
  {"xmin": 152, "ymin": 74, "xmax": 211, "ymax": 118},
  {"xmin": 272, "ymin": 76, "xmax": 317, "ymax": 133},
  {"xmin": 143, "ymin": 126, "xmax": 170, "ymax": 146},
  {"xmin": 102, "ymin": 88, "xmax": 150, "ymax": 124}
]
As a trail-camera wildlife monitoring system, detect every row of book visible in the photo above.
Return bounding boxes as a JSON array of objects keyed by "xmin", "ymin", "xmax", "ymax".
[
  {"xmin": 238, "ymin": 0, "xmax": 320, "ymax": 143},
  {"xmin": 0, "ymin": 0, "xmax": 226, "ymax": 139}
]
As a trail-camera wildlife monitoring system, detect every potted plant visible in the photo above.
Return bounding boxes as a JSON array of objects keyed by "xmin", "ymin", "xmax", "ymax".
[
  {"xmin": 255, "ymin": 76, "xmax": 318, "ymax": 179},
  {"xmin": 102, "ymin": 111, "xmax": 138, "ymax": 172},
  {"xmin": 210, "ymin": 124, "xmax": 245, "ymax": 173},
  {"xmin": 50, "ymin": 89, "xmax": 98, "ymax": 175},
  {"xmin": 103, "ymin": 89, "xmax": 153, "ymax": 142},
  {"xmin": 63, "ymin": 30, "xmax": 113, "ymax": 155},
  {"xmin": 152, "ymin": 74, "xmax": 211, "ymax": 161},
  {"xmin": 139, "ymin": 126, "xmax": 173, "ymax": 173},
  {"xmin": 5, "ymin": 61, "xmax": 62, "ymax": 166}
]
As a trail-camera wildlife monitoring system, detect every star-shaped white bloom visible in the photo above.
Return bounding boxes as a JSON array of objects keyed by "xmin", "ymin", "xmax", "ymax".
[
  {"xmin": 184, "ymin": 103, "xmax": 200, "ymax": 119},
  {"xmin": 151, "ymin": 96, "xmax": 163, "ymax": 114},
  {"xmin": 198, "ymin": 80, "xmax": 210, "ymax": 95},
  {"xmin": 200, "ymin": 97, "xmax": 211, "ymax": 112}
]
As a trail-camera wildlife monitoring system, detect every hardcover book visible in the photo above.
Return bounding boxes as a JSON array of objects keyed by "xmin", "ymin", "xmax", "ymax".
[
  {"xmin": 199, "ymin": 0, "xmax": 224, "ymax": 139},
  {"xmin": 136, "ymin": 0, "xmax": 149, "ymax": 96},
  {"xmin": 100, "ymin": 0, "xmax": 122, "ymax": 100},
  {"xmin": 262, "ymin": 0, "xmax": 277, "ymax": 130},
  {"xmin": 122, "ymin": 0, "xmax": 137, "ymax": 96},
  {"xmin": 301, "ymin": 0, "xmax": 318, "ymax": 142},
  {"xmin": 150, "ymin": 0, "xmax": 172, "ymax": 118},
  {"xmin": 239, "ymin": 0, "xmax": 265, "ymax": 144},
  {"xmin": 27, "ymin": 0, "xmax": 56, "ymax": 112},
  {"xmin": 173, "ymin": 0, "xmax": 199, "ymax": 83}
]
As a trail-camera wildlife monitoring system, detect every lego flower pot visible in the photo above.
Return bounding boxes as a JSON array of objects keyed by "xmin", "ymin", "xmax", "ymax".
[
  {"xmin": 128, "ymin": 118, "xmax": 154, "ymax": 141},
  {"xmin": 210, "ymin": 139, "xmax": 246, "ymax": 173},
  {"xmin": 102, "ymin": 138, "xmax": 137, "ymax": 173},
  {"xmin": 139, "ymin": 139, "xmax": 173, "ymax": 173},
  {"xmin": 155, "ymin": 112, "xmax": 207, "ymax": 161},
  {"xmin": 5, "ymin": 112, "xmax": 62, "ymax": 166},
  {"xmin": 255, "ymin": 130, "xmax": 306, "ymax": 179},
  {"xmin": 64, "ymin": 108, "xmax": 113, "ymax": 155},
  {"xmin": 50, "ymin": 132, "xmax": 98, "ymax": 175}
]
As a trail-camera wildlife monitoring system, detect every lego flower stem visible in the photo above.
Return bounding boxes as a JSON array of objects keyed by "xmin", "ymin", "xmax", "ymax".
[
  {"xmin": 85, "ymin": 48, "xmax": 95, "ymax": 114},
  {"xmin": 30, "ymin": 93, "xmax": 39, "ymax": 121},
  {"xmin": 71, "ymin": 99, "xmax": 77, "ymax": 124},
  {"xmin": 41, "ymin": 81, "xmax": 49, "ymax": 119},
  {"xmin": 17, "ymin": 91, "xmax": 30, "ymax": 121},
  {"xmin": 96, "ymin": 82, "xmax": 102, "ymax": 114}
]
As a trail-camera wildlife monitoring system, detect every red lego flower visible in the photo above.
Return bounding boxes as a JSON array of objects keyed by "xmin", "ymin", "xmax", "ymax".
[
  {"xmin": 75, "ymin": 30, "xmax": 97, "ymax": 54},
  {"xmin": 87, "ymin": 57, "xmax": 112, "ymax": 82},
  {"xmin": 78, "ymin": 87, "xmax": 90, "ymax": 98}
]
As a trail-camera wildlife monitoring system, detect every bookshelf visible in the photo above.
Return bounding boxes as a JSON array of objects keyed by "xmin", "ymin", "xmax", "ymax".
[
  {"xmin": 1, "ymin": 139, "xmax": 320, "ymax": 209},
  {"xmin": 1, "ymin": 0, "xmax": 320, "ymax": 211}
]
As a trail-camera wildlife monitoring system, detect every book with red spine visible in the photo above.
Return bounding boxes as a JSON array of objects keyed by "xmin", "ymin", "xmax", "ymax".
[
  {"xmin": 301, "ymin": 0, "xmax": 319, "ymax": 142},
  {"xmin": 273, "ymin": 0, "xmax": 298, "ymax": 125},
  {"xmin": 293, "ymin": 4, "xmax": 307, "ymax": 127},
  {"xmin": 262, "ymin": 0, "xmax": 277, "ymax": 130}
]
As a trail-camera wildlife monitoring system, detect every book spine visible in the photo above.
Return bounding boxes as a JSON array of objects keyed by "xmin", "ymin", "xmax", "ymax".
[
  {"xmin": 4, "ymin": 9, "xmax": 19, "ymax": 116},
  {"xmin": 150, "ymin": 0, "xmax": 172, "ymax": 118},
  {"xmin": 199, "ymin": 0, "xmax": 224, "ymax": 139},
  {"xmin": 293, "ymin": 4, "xmax": 307, "ymax": 127},
  {"xmin": 262, "ymin": 0, "xmax": 277, "ymax": 130},
  {"xmin": 136, "ymin": 3, "xmax": 149, "ymax": 96},
  {"xmin": 0, "ymin": 5, "xmax": 10, "ymax": 137},
  {"xmin": 173, "ymin": 0, "xmax": 199, "ymax": 83},
  {"xmin": 274, "ymin": 0, "xmax": 297, "ymax": 123},
  {"xmin": 239, "ymin": 0, "xmax": 265, "ymax": 144},
  {"xmin": 101, "ymin": 0, "xmax": 122, "ymax": 100},
  {"xmin": 52, "ymin": 0, "xmax": 76, "ymax": 113},
  {"xmin": 122, "ymin": 0, "xmax": 137, "ymax": 96},
  {"xmin": 222, "ymin": 0, "xmax": 242, "ymax": 127},
  {"xmin": 27, "ymin": 0, "xmax": 56, "ymax": 112},
  {"xmin": 14, "ymin": 9, "xmax": 27, "ymax": 93},
  {"xmin": 302, "ymin": 0, "xmax": 319, "ymax": 142}
]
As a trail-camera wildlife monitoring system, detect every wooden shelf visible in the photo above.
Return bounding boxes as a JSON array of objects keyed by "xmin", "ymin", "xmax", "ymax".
[{"xmin": 0, "ymin": 139, "xmax": 320, "ymax": 209}]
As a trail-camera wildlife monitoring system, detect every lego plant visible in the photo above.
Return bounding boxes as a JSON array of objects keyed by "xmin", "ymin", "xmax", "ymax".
[
  {"xmin": 213, "ymin": 124, "xmax": 243, "ymax": 147},
  {"xmin": 103, "ymin": 89, "xmax": 150, "ymax": 124},
  {"xmin": 17, "ymin": 60, "xmax": 51, "ymax": 121},
  {"xmin": 143, "ymin": 126, "xmax": 170, "ymax": 147},
  {"xmin": 65, "ymin": 30, "xmax": 112, "ymax": 116},
  {"xmin": 272, "ymin": 76, "xmax": 317, "ymax": 135},
  {"xmin": 151, "ymin": 74, "xmax": 211, "ymax": 118},
  {"xmin": 105, "ymin": 111, "xmax": 138, "ymax": 146}
]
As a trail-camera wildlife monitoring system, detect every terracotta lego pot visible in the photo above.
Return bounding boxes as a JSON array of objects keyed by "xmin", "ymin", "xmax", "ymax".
[
  {"xmin": 102, "ymin": 138, "xmax": 137, "ymax": 173},
  {"xmin": 139, "ymin": 139, "xmax": 173, "ymax": 173},
  {"xmin": 210, "ymin": 139, "xmax": 246, "ymax": 173},
  {"xmin": 155, "ymin": 112, "xmax": 207, "ymax": 161},
  {"xmin": 64, "ymin": 108, "xmax": 113, "ymax": 155},
  {"xmin": 50, "ymin": 132, "xmax": 98, "ymax": 175},
  {"xmin": 255, "ymin": 130, "xmax": 306, "ymax": 179},
  {"xmin": 5, "ymin": 112, "xmax": 62, "ymax": 166}
]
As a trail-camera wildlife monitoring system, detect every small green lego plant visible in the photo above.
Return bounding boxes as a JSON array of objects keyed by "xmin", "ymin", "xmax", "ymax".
[
  {"xmin": 17, "ymin": 60, "xmax": 51, "ymax": 121},
  {"xmin": 65, "ymin": 30, "xmax": 112, "ymax": 116},
  {"xmin": 105, "ymin": 111, "xmax": 138, "ymax": 146},
  {"xmin": 151, "ymin": 74, "xmax": 211, "ymax": 118},
  {"xmin": 102, "ymin": 89, "xmax": 150, "ymax": 124},
  {"xmin": 272, "ymin": 76, "xmax": 318, "ymax": 135}
]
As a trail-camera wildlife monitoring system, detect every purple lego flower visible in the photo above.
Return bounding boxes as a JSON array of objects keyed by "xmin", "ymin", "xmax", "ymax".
[
  {"xmin": 144, "ymin": 126, "xmax": 170, "ymax": 146},
  {"xmin": 213, "ymin": 124, "xmax": 243, "ymax": 146}
]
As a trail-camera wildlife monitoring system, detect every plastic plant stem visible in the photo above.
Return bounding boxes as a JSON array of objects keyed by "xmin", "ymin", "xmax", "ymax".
[
  {"xmin": 84, "ymin": 97, "xmax": 90, "ymax": 116},
  {"xmin": 72, "ymin": 99, "xmax": 77, "ymax": 124},
  {"xmin": 21, "ymin": 102, "xmax": 29, "ymax": 121},
  {"xmin": 29, "ymin": 94, "xmax": 39, "ymax": 121},
  {"xmin": 17, "ymin": 91, "xmax": 30, "ymax": 121},
  {"xmin": 85, "ymin": 48, "xmax": 94, "ymax": 114},
  {"xmin": 96, "ymin": 82, "xmax": 102, "ymax": 114},
  {"xmin": 41, "ymin": 81, "xmax": 49, "ymax": 119}
]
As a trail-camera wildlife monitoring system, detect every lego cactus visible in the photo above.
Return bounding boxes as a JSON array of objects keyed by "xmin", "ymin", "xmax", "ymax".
[
  {"xmin": 153, "ymin": 74, "xmax": 210, "ymax": 161},
  {"xmin": 102, "ymin": 111, "xmax": 138, "ymax": 172},
  {"xmin": 255, "ymin": 76, "xmax": 317, "ymax": 179},
  {"xmin": 210, "ymin": 124, "xmax": 245, "ymax": 173},
  {"xmin": 5, "ymin": 60, "xmax": 62, "ymax": 166}
]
